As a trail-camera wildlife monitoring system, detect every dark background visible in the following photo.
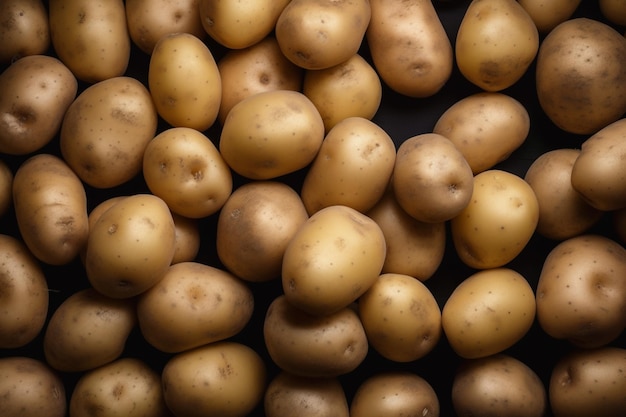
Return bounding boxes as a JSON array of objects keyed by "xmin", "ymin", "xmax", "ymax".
[{"xmin": 1, "ymin": 1, "xmax": 625, "ymax": 416}]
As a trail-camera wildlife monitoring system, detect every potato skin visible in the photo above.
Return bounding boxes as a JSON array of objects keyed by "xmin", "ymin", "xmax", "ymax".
[
  {"xmin": 0, "ymin": 0, "xmax": 50, "ymax": 63},
  {"xmin": 518, "ymin": 0, "xmax": 581, "ymax": 33}
]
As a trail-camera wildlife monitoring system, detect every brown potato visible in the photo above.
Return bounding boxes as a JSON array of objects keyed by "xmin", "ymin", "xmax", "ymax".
[{"xmin": 0, "ymin": 0, "xmax": 50, "ymax": 64}]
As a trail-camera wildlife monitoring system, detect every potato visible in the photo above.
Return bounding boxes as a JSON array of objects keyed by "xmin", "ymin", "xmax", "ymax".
[
  {"xmin": 84, "ymin": 193, "xmax": 176, "ymax": 299},
  {"xmin": 0, "ymin": 234, "xmax": 48, "ymax": 349},
  {"xmin": 281, "ymin": 204, "xmax": 386, "ymax": 316},
  {"xmin": 43, "ymin": 288, "xmax": 137, "ymax": 373},
  {"xmin": 358, "ymin": 273, "xmax": 442, "ymax": 362},
  {"xmin": 392, "ymin": 133, "xmax": 474, "ymax": 224},
  {"xmin": 433, "ymin": 92, "xmax": 530, "ymax": 174},
  {"xmin": 275, "ymin": 0, "xmax": 371, "ymax": 70},
  {"xmin": 162, "ymin": 341, "xmax": 267, "ymax": 417},
  {"xmin": 48, "ymin": 0, "xmax": 130, "ymax": 83},
  {"xmin": 0, "ymin": 55, "xmax": 77, "ymax": 155},
  {"xmin": 0, "ymin": 0, "xmax": 50, "ymax": 64},
  {"xmin": 12, "ymin": 154, "xmax": 88, "ymax": 265},
  {"xmin": 549, "ymin": 346, "xmax": 626, "ymax": 417},
  {"xmin": 525, "ymin": 148, "xmax": 604, "ymax": 240},
  {"xmin": 300, "ymin": 117, "xmax": 396, "ymax": 215},
  {"xmin": 450, "ymin": 169, "xmax": 539, "ymax": 269},
  {"xmin": 171, "ymin": 213, "xmax": 200, "ymax": 264},
  {"xmin": 303, "ymin": 54, "xmax": 382, "ymax": 132},
  {"xmin": 0, "ymin": 356, "xmax": 66, "ymax": 417},
  {"xmin": 570, "ymin": 118, "xmax": 626, "ymax": 211},
  {"xmin": 125, "ymin": 0, "xmax": 206, "ymax": 55},
  {"xmin": 0, "ymin": 160, "xmax": 13, "ymax": 218},
  {"xmin": 599, "ymin": 0, "xmax": 626, "ymax": 26},
  {"xmin": 216, "ymin": 181, "xmax": 309, "ymax": 283},
  {"xmin": 350, "ymin": 371, "xmax": 440, "ymax": 417},
  {"xmin": 142, "ymin": 127, "xmax": 233, "ymax": 218},
  {"xmin": 442, "ymin": 268, "xmax": 536, "ymax": 359},
  {"xmin": 148, "ymin": 32, "xmax": 221, "ymax": 131},
  {"xmin": 452, "ymin": 354, "xmax": 547, "ymax": 417},
  {"xmin": 264, "ymin": 371, "xmax": 349, "ymax": 417},
  {"xmin": 219, "ymin": 90, "xmax": 325, "ymax": 180},
  {"xmin": 535, "ymin": 18, "xmax": 626, "ymax": 135},
  {"xmin": 456, "ymin": 0, "xmax": 538, "ymax": 92},
  {"xmin": 535, "ymin": 234, "xmax": 626, "ymax": 348},
  {"xmin": 69, "ymin": 357, "xmax": 169, "ymax": 417},
  {"xmin": 366, "ymin": 0, "xmax": 453, "ymax": 98},
  {"xmin": 263, "ymin": 295, "xmax": 369, "ymax": 378},
  {"xmin": 217, "ymin": 35, "xmax": 304, "ymax": 125},
  {"xmin": 366, "ymin": 187, "xmax": 446, "ymax": 281},
  {"xmin": 517, "ymin": 0, "xmax": 582, "ymax": 33},
  {"xmin": 199, "ymin": 0, "xmax": 291, "ymax": 49},
  {"xmin": 60, "ymin": 76, "xmax": 158, "ymax": 189}
]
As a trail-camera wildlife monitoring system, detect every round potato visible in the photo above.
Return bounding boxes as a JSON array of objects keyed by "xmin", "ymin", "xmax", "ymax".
[
  {"xmin": 300, "ymin": 116, "xmax": 396, "ymax": 215},
  {"xmin": 535, "ymin": 234, "xmax": 626, "ymax": 348},
  {"xmin": 442, "ymin": 268, "xmax": 536, "ymax": 359},
  {"xmin": 450, "ymin": 169, "xmax": 539, "ymax": 269},
  {"xmin": 142, "ymin": 127, "xmax": 233, "ymax": 218},
  {"xmin": 219, "ymin": 89, "xmax": 325, "ymax": 180},
  {"xmin": 0, "ymin": 55, "xmax": 77, "ymax": 155},
  {"xmin": 392, "ymin": 133, "xmax": 474, "ymax": 224},
  {"xmin": 0, "ymin": 0, "xmax": 50, "ymax": 64},
  {"xmin": 0, "ymin": 160, "xmax": 13, "ymax": 218},
  {"xmin": 518, "ymin": 0, "xmax": 582, "ymax": 33}
]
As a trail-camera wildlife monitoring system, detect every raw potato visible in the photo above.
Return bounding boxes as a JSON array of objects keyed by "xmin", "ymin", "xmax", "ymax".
[
  {"xmin": 0, "ymin": 356, "xmax": 66, "ymax": 417},
  {"xmin": 300, "ymin": 117, "xmax": 396, "ymax": 215},
  {"xmin": 281, "ymin": 204, "xmax": 386, "ymax": 316},
  {"xmin": 549, "ymin": 346, "xmax": 626, "ymax": 417},
  {"xmin": 517, "ymin": 0, "xmax": 582, "ymax": 33},
  {"xmin": 275, "ymin": 0, "xmax": 371, "ymax": 70},
  {"xmin": 535, "ymin": 18, "xmax": 626, "ymax": 135},
  {"xmin": 451, "ymin": 169, "xmax": 539, "ymax": 269},
  {"xmin": 452, "ymin": 354, "xmax": 547, "ymax": 417},
  {"xmin": 48, "ymin": 0, "xmax": 130, "ymax": 83},
  {"xmin": 456, "ymin": 0, "xmax": 539, "ymax": 92},
  {"xmin": 0, "ymin": 0, "xmax": 50, "ymax": 63},
  {"xmin": 149, "ymin": 32, "xmax": 221, "ymax": 131},
  {"xmin": 69, "ymin": 358, "xmax": 169, "ymax": 417},
  {"xmin": 442, "ymin": 268, "xmax": 536, "ymax": 359},
  {"xmin": 0, "ymin": 55, "xmax": 77, "ymax": 155},
  {"xmin": 162, "ymin": 341, "xmax": 267, "ymax": 417},
  {"xmin": 216, "ymin": 181, "xmax": 309, "ymax": 282},
  {"xmin": 599, "ymin": 0, "xmax": 626, "ymax": 26},
  {"xmin": 263, "ymin": 295, "xmax": 369, "ymax": 378},
  {"xmin": 535, "ymin": 234, "xmax": 626, "ymax": 348},
  {"xmin": 392, "ymin": 133, "xmax": 474, "ymax": 224},
  {"xmin": 219, "ymin": 90, "xmax": 325, "ymax": 180},
  {"xmin": 350, "ymin": 371, "xmax": 440, "ymax": 417},
  {"xmin": 60, "ymin": 76, "xmax": 158, "ymax": 189},
  {"xmin": 12, "ymin": 154, "xmax": 89, "ymax": 266},
  {"xmin": 43, "ymin": 288, "xmax": 137, "ymax": 373},
  {"xmin": 433, "ymin": 92, "xmax": 530, "ymax": 174},
  {"xmin": 142, "ymin": 127, "xmax": 233, "ymax": 218},
  {"xmin": 0, "ymin": 234, "xmax": 48, "ymax": 349},
  {"xmin": 0, "ymin": 160, "xmax": 13, "ymax": 217},
  {"xmin": 367, "ymin": 0, "xmax": 453, "ymax": 98},
  {"xmin": 358, "ymin": 273, "xmax": 442, "ymax": 362},
  {"xmin": 171, "ymin": 213, "xmax": 200, "ymax": 264},
  {"xmin": 525, "ymin": 148, "xmax": 604, "ymax": 240}
]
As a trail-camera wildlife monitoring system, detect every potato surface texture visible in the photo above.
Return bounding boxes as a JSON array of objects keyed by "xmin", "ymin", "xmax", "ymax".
[{"xmin": 0, "ymin": 0, "xmax": 50, "ymax": 64}]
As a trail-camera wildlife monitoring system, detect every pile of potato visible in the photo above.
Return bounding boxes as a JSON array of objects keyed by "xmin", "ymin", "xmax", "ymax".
[{"xmin": 1, "ymin": 0, "xmax": 625, "ymax": 416}]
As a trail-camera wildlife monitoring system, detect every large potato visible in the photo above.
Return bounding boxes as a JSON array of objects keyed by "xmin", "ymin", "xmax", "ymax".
[{"xmin": 0, "ymin": 0, "xmax": 50, "ymax": 64}]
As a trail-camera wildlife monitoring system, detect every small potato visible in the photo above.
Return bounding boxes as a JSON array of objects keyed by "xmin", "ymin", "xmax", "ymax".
[
  {"xmin": 392, "ymin": 133, "xmax": 474, "ymax": 224},
  {"xmin": 535, "ymin": 234, "xmax": 626, "ymax": 348},
  {"xmin": 43, "ymin": 288, "xmax": 137, "ymax": 373},
  {"xmin": 0, "ymin": 356, "xmax": 66, "ymax": 417},
  {"xmin": 148, "ymin": 32, "xmax": 221, "ymax": 131},
  {"xmin": 442, "ymin": 268, "xmax": 536, "ymax": 359},
  {"xmin": 263, "ymin": 295, "xmax": 369, "ymax": 378},
  {"xmin": 162, "ymin": 341, "xmax": 267, "ymax": 417},
  {"xmin": 12, "ymin": 154, "xmax": 89, "ymax": 265},
  {"xmin": 350, "ymin": 371, "xmax": 440, "ymax": 417},
  {"xmin": 300, "ymin": 117, "xmax": 396, "ymax": 215},
  {"xmin": 450, "ymin": 169, "xmax": 539, "ymax": 269},
  {"xmin": 0, "ymin": 234, "xmax": 48, "ymax": 349},
  {"xmin": 142, "ymin": 127, "xmax": 233, "ymax": 218},
  {"xmin": 303, "ymin": 54, "xmax": 382, "ymax": 132},
  {"xmin": 69, "ymin": 358, "xmax": 169, "ymax": 417},
  {"xmin": 171, "ymin": 213, "xmax": 200, "ymax": 264},
  {"xmin": 0, "ymin": 55, "xmax": 77, "ymax": 155},
  {"xmin": 0, "ymin": 160, "xmax": 13, "ymax": 218},
  {"xmin": 0, "ymin": 0, "xmax": 50, "ymax": 63},
  {"xmin": 599, "ymin": 0, "xmax": 626, "ymax": 26},
  {"xmin": 518, "ymin": 0, "xmax": 582, "ymax": 33},
  {"xmin": 452, "ymin": 354, "xmax": 547, "ymax": 417},
  {"xmin": 358, "ymin": 273, "xmax": 442, "ymax": 362},
  {"xmin": 433, "ymin": 92, "xmax": 530, "ymax": 174}
]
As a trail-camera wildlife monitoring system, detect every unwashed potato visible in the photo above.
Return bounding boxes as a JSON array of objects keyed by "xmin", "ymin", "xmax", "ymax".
[
  {"xmin": 599, "ymin": 0, "xmax": 626, "ymax": 26},
  {"xmin": 517, "ymin": 0, "xmax": 582, "ymax": 33},
  {"xmin": 0, "ymin": 160, "xmax": 13, "ymax": 217},
  {"xmin": 0, "ymin": 0, "xmax": 50, "ymax": 64}
]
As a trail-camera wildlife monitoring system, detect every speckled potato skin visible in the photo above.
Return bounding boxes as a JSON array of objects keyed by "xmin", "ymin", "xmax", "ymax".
[{"xmin": 0, "ymin": 0, "xmax": 50, "ymax": 63}]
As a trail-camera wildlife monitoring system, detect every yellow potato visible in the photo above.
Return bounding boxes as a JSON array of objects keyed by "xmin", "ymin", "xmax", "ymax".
[
  {"xmin": 171, "ymin": 213, "xmax": 200, "ymax": 264},
  {"xmin": 517, "ymin": 0, "xmax": 582, "ymax": 33},
  {"xmin": 0, "ymin": 0, "xmax": 50, "ymax": 64}
]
